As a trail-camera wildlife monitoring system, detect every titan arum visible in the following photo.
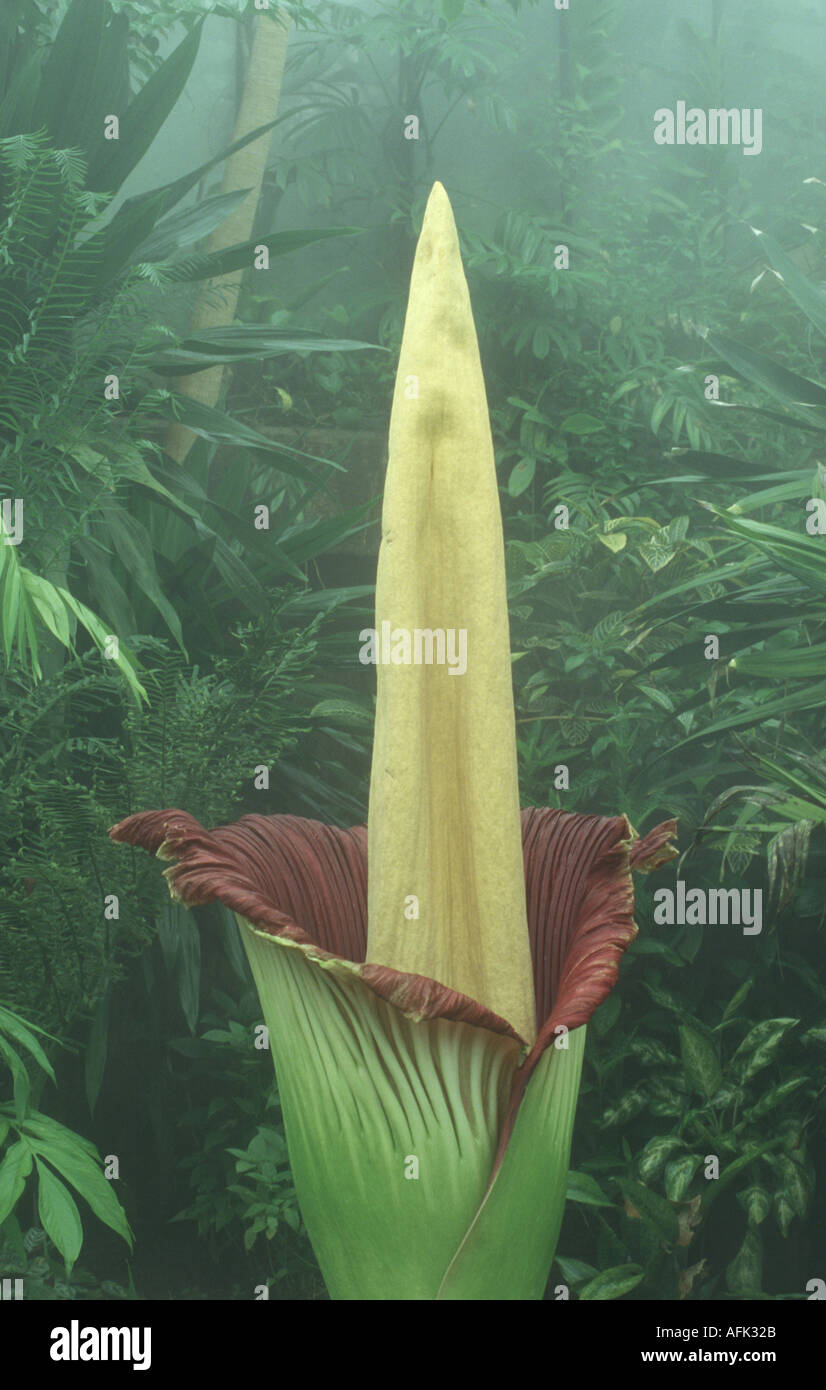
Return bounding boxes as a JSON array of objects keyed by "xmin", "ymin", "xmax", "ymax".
[{"xmin": 111, "ymin": 182, "xmax": 676, "ymax": 1300}]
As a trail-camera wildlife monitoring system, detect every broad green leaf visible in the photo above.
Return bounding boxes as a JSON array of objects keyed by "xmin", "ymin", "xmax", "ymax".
[
  {"xmin": 743, "ymin": 1076, "xmax": 808, "ymax": 1123},
  {"xmin": 752, "ymin": 227, "xmax": 826, "ymax": 341},
  {"xmin": 34, "ymin": 0, "xmax": 108, "ymax": 153},
  {"xmin": 731, "ymin": 1018, "xmax": 798, "ymax": 1081},
  {"xmin": 704, "ymin": 1141, "xmax": 780, "ymax": 1212},
  {"xmin": 665, "ymin": 682, "xmax": 826, "ymax": 753},
  {"xmin": 0, "ymin": 1139, "xmax": 33, "ymax": 1226},
  {"xmin": 187, "ymin": 521, "xmax": 271, "ymax": 611},
  {"xmin": 721, "ymin": 977, "xmax": 754, "ymax": 1021},
  {"xmin": 109, "ymin": 117, "xmax": 280, "ymax": 233},
  {"xmin": 705, "ymin": 328, "xmax": 826, "ymax": 412},
  {"xmin": 708, "ymin": 399, "xmax": 826, "ymax": 436},
  {"xmin": 726, "ymin": 1227, "xmax": 762, "ymax": 1294},
  {"xmin": 167, "ymin": 227, "xmax": 363, "ymax": 283},
  {"xmin": 150, "ymin": 326, "xmax": 379, "ymax": 374},
  {"xmin": 73, "ymin": 190, "xmax": 167, "ymax": 288},
  {"xmin": 591, "ymin": 991, "xmax": 621, "ymax": 1037},
  {"xmin": 74, "ymin": 536, "xmax": 135, "ymax": 639},
  {"xmin": 706, "ymin": 507, "xmax": 826, "ymax": 596},
  {"xmin": 58, "ymin": 586, "xmax": 147, "ymax": 703},
  {"xmin": 730, "ymin": 479, "xmax": 817, "ymax": 512},
  {"xmin": 281, "ymin": 585, "xmax": 375, "ymax": 616},
  {"xmin": 732, "ymin": 644, "xmax": 826, "ymax": 679},
  {"xmin": 772, "ymin": 1153, "xmax": 809, "ymax": 1221},
  {"xmin": 135, "ymin": 187, "xmax": 253, "ymax": 261},
  {"xmin": 621, "ymin": 1179, "xmax": 680, "ymax": 1244},
  {"xmin": 310, "ymin": 700, "xmax": 374, "ymax": 728},
  {"xmin": 774, "ymin": 1192, "xmax": 796, "ymax": 1238},
  {"xmin": 162, "ymin": 395, "xmax": 336, "ymax": 485},
  {"xmin": 1, "ymin": 545, "xmax": 22, "ymax": 664},
  {"xmin": 36, "ymin": 1157, "xmax": 83, "ymax": 1273},
  {"xmin": 0, "ymin": 50, "xmax": 43, "ymax": 140},
  {"xmin": 0, "ymin": 1036, "xmax": 29, "ymax": 1121},
  {"xmin": 86, "ymin": 20, "xmax": 204, "ymax": 194},
  {"xmin": 101, "ymin": 505, "xmax": 185, "ymax": 649},
  {"xmin": 561, "ymin": 412, "xmax": 604, "ymax": 434},
  {"xmin": 507, "ymin": 457, "xmax": 536, "ymax": 497},
  {"xmin": 737, "ymin": 1184, "xmax": 771, "ymax": 1226},
  {"xmin": 274, "ymin": 502, "xmax": 376, "ymax": 567},
  {"xmin": 21, "ymin": 572, "xmax": 72, "ymax": 649},
  {"xmin": 554, "ymin": 1255, "xmax": 598, "ymax": 1285},
  {"xmin": 0, "ymin": 1006, "xmax": 56, "ymax": 1083},
  {"xmin": 20, "ymin": 1113, "xmax": 132, "ymax": 1248},
  {"xmin": 566, "ymin": 1171, "xmax": 613, "ymax": 1207},
  {"xmin": 637, "ymin": 1135, "xmax": 685, "ymax": 1182},
  {"xmin": 679, "ymin": 1024, "xmax": 722, "ymax": 1100},
  {"xmin": 664, "ymin": 1154, "xmax": 702, "ymax": 1201},
  {"xmin": 579, "ymin": 1264, "xmax": 645, "ymax": 1300}
]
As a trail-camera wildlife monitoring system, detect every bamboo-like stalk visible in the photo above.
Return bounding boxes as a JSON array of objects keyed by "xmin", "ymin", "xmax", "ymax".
[{"xmin": 164, "ymin": 10, "xmax": 291, "ymax": 464}]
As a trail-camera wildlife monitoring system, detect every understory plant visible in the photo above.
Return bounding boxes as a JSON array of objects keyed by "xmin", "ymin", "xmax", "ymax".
[
  {"xmin": 521, "ymin": 192, "xmax": 826, "ymax": 1302},
  {"xmin": 0, "ymin": 0, "xmax": 374, "ymax": 691},
  {"xmin": 0, "ymin": 1003, "xmax": 133, "ymax": 1277}
]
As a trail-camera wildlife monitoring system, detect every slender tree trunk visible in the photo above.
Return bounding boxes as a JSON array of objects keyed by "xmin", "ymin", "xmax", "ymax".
[
  {"xmin": 711, "ymin": 0, "xmax": 723, "ymax": 42},
  {"xmin": 165, "ymin": 10, "xmax": 291, "ymax": 464},
  {"xmin": 557, "ymin": 5, "xmax": 572, "ymax": 102},
  {"xmin": 556, "ymin": 7, "xmax": 573, "ymax": 220}
]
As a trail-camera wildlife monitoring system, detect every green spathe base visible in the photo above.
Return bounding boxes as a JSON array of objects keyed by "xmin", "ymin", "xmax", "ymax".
[
  {"xmin": 238, "ymin": 916, "xmax": 585, "ymax": 1300},
  {"xmin": 437, "ymin": 1026, "xmax": 586, "ymax": 1299}
]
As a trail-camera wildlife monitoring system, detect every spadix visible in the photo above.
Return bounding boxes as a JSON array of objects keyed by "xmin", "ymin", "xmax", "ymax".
[{"xmin": 366, "ymin": 181, "xmax": 536, "ymax": 1045}]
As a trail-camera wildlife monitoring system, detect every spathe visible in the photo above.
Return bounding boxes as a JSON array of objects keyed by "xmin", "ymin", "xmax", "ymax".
[{"xmin": 111, "ymin": 805, "xmax": 675, "ymax": 1298}]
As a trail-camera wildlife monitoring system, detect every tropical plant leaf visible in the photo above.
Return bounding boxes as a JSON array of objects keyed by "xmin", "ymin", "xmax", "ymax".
[
  {"xmin": 86, "ymin": 19, "xmax": 204, "ymax": 194},
  {"xmin": 19, "ymin": 1113, "xmax": 132, "ymax": 1247},
  {"xmin": 579, "ymin": 1264, "xmax": 645, "ymax": 1300},
  {"xmin": 0, "ymin": 1139, "xmax": 33, "ymax": 1226},
  {"xmin": 751, "ymin": 227, "xmax": 826, "ymax": 341},
  {"xmin": 165, "ymin": 227, "xmax": 363, "ymax": 283},
  {"xmin": 0, "ymin": 1005, "xmax": 56, "ymax": 1083},
  {"xmin": 149, "ymin": 325, "xmax": 381, "ymax": 374},
  {"xmin": 35, "ymin": 1157, "xmax": 83, "ymax": 1273}
]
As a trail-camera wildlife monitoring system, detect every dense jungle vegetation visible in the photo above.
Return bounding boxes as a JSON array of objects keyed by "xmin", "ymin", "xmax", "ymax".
[{"xmin": 0, "ymin": 0, "xmax": 823, "ymax": 1301}]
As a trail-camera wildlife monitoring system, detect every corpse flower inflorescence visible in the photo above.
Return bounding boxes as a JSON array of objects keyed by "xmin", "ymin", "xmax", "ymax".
[{"xmin": 111, "ymin": 182, "xmax": 676, "ymax": 1300}]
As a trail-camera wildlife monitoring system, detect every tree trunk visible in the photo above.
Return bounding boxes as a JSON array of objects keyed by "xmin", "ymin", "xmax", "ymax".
[{"xmin": 165, "ymin": 10, "xmax": 291, "ymax": 464}]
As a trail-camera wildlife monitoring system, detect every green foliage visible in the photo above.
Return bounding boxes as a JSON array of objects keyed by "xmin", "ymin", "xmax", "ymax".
[
  {"xmin": 169, "ymin": 1010, "xmax": 316, "ymax": 1292},
  {"xmin": 0, "ymin": 1002, "xmax": 132, "ymax": 1275},
  {"xmin": 0, "ymin": 603, "xmax": 368, "ymax": 1039},
  {"xmin": 0, "ymin": 1223, "xmax": 135, "ymax": 1300},
  {"xmin": 76, "ymin": 944, "xmax": 322, "ymax": 1298},
  {"xmin": 0, "ymin": 1, "xmax": 374, "ymax": 697},
  {"xmin": 555, "ymin": 933, "xmax": 824, "ymax": 1300}
]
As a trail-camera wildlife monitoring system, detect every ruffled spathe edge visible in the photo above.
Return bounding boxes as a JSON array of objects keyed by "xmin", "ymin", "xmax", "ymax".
[
  {"xmin": 110, "ymin": 808, "xmax": 523, "ymax": 1045},
  {"xmin": 109, "ymin": 806, "xmax": 677, "ymax": 1058}
]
